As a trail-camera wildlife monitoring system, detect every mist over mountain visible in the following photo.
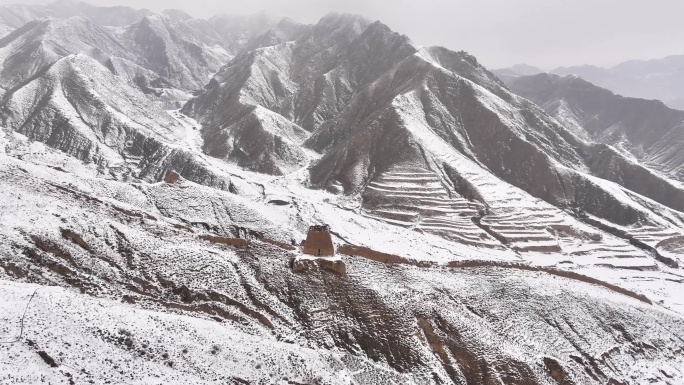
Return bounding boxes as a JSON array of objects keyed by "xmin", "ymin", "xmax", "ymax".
[
  {"xmin": 554, "ymin": 57, "xmax": 684, "ymax": 111},
  {"xmin": 0, "ymin": 2, "xmax": 683, "ymax": 384},
  {"xmin": 496, "ymin": 55, "xmax": 684, "ymax": 110},
  {"xmin": 493, "ymin": 63, "xmax": 545, "ymax": 82},
  {"xmin": 0, "ymin": 0, "xmax": 152, "ymax": 31}
]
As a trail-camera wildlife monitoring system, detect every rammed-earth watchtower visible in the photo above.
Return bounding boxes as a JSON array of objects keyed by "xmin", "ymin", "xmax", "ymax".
[{"xmin": 302, "ymin": 225, "xmax": 335, "ymax": 256}]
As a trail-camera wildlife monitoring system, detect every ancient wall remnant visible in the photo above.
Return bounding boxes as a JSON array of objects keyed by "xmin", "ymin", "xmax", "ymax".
[{"xmin": 302, "ymin": 225, "xmax": 334, "ymax": 256}]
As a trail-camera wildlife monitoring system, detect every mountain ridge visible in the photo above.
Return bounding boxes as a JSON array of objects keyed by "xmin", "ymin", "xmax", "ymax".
[
  {"xmin": 496, "ymin": 55, "xmax": 684, "ymax": 110},
  {"xmin": 506, "ymin": 72, "xmax": 684, "ymax": 182}
]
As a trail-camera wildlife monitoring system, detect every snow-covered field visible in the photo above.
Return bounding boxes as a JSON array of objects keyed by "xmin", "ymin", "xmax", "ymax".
[{"xmin": 0, "ymin": 280, "xmax": 409, "ymax": 384}]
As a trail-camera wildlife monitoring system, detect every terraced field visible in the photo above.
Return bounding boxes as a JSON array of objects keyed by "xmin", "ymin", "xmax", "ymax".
[
  {"xmin": 479, "ymin": 201, "xmax": 662, "ymax": 269},
  {"xmin": 479, "ymin": 207, "xmax": 564, "ymax": 252},
  {"xmin": 361, "ymin": 166, "xmax": 498, "ymax": 247},
  {"xmin": 358, "ymin": 164, "xmax": 669, "ymax": 274}
]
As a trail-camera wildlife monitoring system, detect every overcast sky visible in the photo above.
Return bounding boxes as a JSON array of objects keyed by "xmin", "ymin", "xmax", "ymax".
[{"xmin": 4, "ymin": 0, "xmax": 683, "ymax": 69}]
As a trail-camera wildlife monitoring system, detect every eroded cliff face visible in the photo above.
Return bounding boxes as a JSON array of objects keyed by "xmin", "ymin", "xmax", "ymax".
[{"xmin": 0, "ymin": 54, "xmax": 231, "ymax": 189}]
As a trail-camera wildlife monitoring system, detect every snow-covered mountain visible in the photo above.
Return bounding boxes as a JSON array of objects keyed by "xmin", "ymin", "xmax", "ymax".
[
  {"xmin": 0, "ymin": 16, "xmax": 134, "ymax": 91},
  {"xmin": 114, "ymin": 14, "xmax": 231, "ymax": 91},
  {"xmin": 207, "ymin": 12, "xmax": 283, "ymax": 54},
  {"xmin": 186, "ymin": 14, "xmax": 684, "ymax": 264},
  {"xmin": 0, "ymin": 53, "xmax": 231, "ymax": 188},
  {"xmin": 552, "ymin": 56, "xmax": 684, "ymax": 110},
  {"xmin": 497, "ymin": 56, "xmax": 684, "ymax": 110},
  {"xmin": 0, "ymin": 11, "xmax": 236, "ymax": 111},
  {"xmin": 0, "ymin": 3, "xmax": 684, "ymax": 384},
  {"xmin": 0, "ymin": 0, "xmax": 152, "ymax": 36},
  {"xmin": 506, "ymin": 73, "xmax": 684, "ymax": 182}
]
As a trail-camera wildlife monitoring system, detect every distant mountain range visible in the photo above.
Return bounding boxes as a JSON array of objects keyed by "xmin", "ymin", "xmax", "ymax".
[
  {"xmin": 0, "ymin": 1, "xmax": 683, "ymax": 384},
  {"xmin": 506, "ymin": 73, "xmax": 684, "ymax": 181},
  {"xmin": 495, "ymin": 56, "xmax": 684, "ymax": 110},
  {"xmin": 0, "ymin": 0, "xmax": 153, "ymax": 29}
]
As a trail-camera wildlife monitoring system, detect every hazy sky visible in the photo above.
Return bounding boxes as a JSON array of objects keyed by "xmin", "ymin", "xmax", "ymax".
[{"xmin": 4, "ymin": 0, "xmax": 684, "ymax": 69}]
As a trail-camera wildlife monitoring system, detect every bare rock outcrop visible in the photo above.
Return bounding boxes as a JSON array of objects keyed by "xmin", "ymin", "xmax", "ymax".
[
  {"xmin": 163, "ymin": 170, "xmax": 182, "ymax": 184},
  {"xmin": 291, "ymin": 256, "xmax": 346, "ymax": 275}
]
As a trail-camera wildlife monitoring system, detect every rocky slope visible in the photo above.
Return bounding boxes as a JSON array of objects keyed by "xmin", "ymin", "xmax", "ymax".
[
  {"xmin": 0, "ymin": 16, "xmax": 134, "ymax": 92},
  {"xmin": 0, "ymin": 3, "xmax": 302, "ymax": 104},
  {"xmin": 0, "ymin": 54, "xmax": 231, "ymax": 188},
  {"xmin": 506, "ymin": 73, "xmax": 684, "ymax": 181},
  {"xmin": 0, "ymin": 12, "xmax": 233, "ymax": 109},
  {"xmin": 183, "ymin": 14, "xmax": 417, "ymax": 174},
  {"xmin": 185, "ymin": 14, "xmax": 684, "ymax": 267},
  {"xmin": 1, "ymin": 129, "xmax": 684, "ymax": 384},
  {"xmin": 114, "ymin": 14, "xmax": 231, "ymax": 91}
]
